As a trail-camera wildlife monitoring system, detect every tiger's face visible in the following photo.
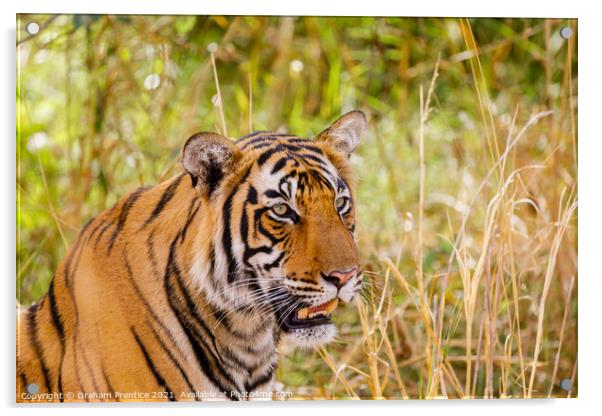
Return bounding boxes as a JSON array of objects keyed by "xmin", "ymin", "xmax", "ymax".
[
  {"xmin": 183, "ymin": 111, "xmax": 366, "ymax": 348},
  {"xmin": 240, "ymin": 139, "xmax": 361, "ymax": 347}
]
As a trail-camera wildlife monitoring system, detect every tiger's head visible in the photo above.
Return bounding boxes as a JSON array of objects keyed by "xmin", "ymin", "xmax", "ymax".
[{"xmin": 184, "ymin": 111, "xmax": 366, "ymax": 348}]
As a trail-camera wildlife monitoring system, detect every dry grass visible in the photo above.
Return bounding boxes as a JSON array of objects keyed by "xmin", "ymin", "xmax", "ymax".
[
  {"xmin": 278, "ymin": 19, "xmax": 577, "ymax": 400},
  {"xmin": 17, "ymin": 16, "xmax": 577, "ymax": 399}
]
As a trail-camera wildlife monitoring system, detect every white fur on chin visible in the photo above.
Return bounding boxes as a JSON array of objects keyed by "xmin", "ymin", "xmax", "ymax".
[{"xmin": 284, "ymin": 323, "xmax": 337, "ymax": 349}]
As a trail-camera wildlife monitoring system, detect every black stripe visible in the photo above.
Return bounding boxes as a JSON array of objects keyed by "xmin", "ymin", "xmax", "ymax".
[
  {"xmin": 164, "ymin": 232, "xmax": 241, "ymax": 398},
  {"xmin": 81, "ymin": 216, "xmax": 99, "ymax": 240},
  {"xmin": 240, "ymin": 137, "xmax": 273, "ymax": 150},
  {"xmin": 270, "ymin": 156, "xmax": 291, "ymax": 174},
  {"xmin": 57, "ymin": 367, "xmax": 64, "ymax": 402},
  {"xmin": 247, "ymin": 142, "xmax": 273, "ymax": 151},
  {"xmin": 290, "ymin": 276, "xmax": 321, "ymax": 284},
  {"xmin": 221, "ymin": 168, "xmax": 251, "ymax": 283},
  {"xmin": 252, "ymin": 141, "xmax": 324, "ymax": 158},
  {"xmin": 80, "ymin": 216, "xmax": 96, "ymax": 234},
  {"xmin": 243, "ymin": 275, "xmax": 267, "ymax": 313},
  {"xmin": 263, "ymin": 251, "xmax": 285, "ymax": 271},
  {"xmin": 71, "ymin": 335, "xmax": 86, "ymax": 401},
  {"xmin": 28, "ymin": 303, "xmax": 52, "ymax": 392},
  {"xmin": 122, "ymin": 246, "xmax": 192, "ymax": 389},
  {"xmin": 242, "ymin": 135, "xmax": 297, "ymax": 150},
  {"xmin": 245, "ymin": 363, "xmax": 276, "ymax": 392},
  {"xmin": 271, "ymin": 133, "xmax": 298, "ymax": 138},
  {"xmin": 240, "ymin": 201, "xmax": 249, "ymax": 249},
  {"xmin": 255, "ymin": 208, "xmax": 285, "ymax": 243},
  {"xmin": 144, "ymin": 175, "xmax": 183, "ymax": 227},
  {"xmin": 336, "ymin": 177, "xmax": 347, "ymax": 193},
  {"xmin": 123, "ymin": 248, "xmax": 180, "ymax": 346},
  {"xmin": 222, "ymin": 191, "xmax": 237, "ymax": 283},
  {"xmin": 66, "ymin": 222, "xmax": 94, "ymax": 294},
  {"xmin": 309, "ymin": 168, "xmax": 336, "ymax": 191},
  {"xmin": 47, "ymin": 279, "xmax": 64, "ymax": 343},
  {"xmin": 146, "ymin": 228, "xmax": 160, "ymax": 280},
  {"xmin": 87, "ymin": 220, "xmax": 103, "ymax": 242},
  {"xmin": 277, "ymin": 170, "xmax": 299, "ymax": 196},
  {"xmin": 62, "ymin": 223, "xmax": 93, "ymax": 398},
  {"xmin": 291, "ymin": 143, "xmax": 324, "ymax": 154},
  {"xmin": 264, "ymin": 189, "xmax": 283, "ymax": 199},
  {"xmin": 131, "ymin": 329, "xmax": 176, "ymax": 401},
  {"xmin": 79, "ymin": 344, "xmax": 101, "ymax": 394},
  {"xmin": 99, "ymin": 362, "xmax": 117, "ymax": 400},
  {"xmin": 237, "ymin": 130, "xmax": 269, "ymax": 143},
  {"xmin": 179, "ymin": 197, "xmax": 201, "ymax": 243},
  {"xmin": 280, "ymin": 143, "xmax": 302, "ymax": 152},
  {"xmin": 239, "ymin": 133, "xmax": 299, "ymax": 150},
  {"xmin": 93, "ymin": 222, "xmax": 112, "ymax": 249},
  {"xmin": 146, "ymin": 321, "xmax": 197, "ymax": 398},
  {"xmin": 290, "ymin": 286, "xmax": 323, "ymax": 293},
  {"xmin": 107, "ymin": 186, "xmax": 148, "ymax": 254},
  {"xmin": 19, "ymin": 373, "xmax": 27, "ymax": 395},
  {"xmin": 299, "ymin": 153, "xmax": 328, "ymax": 167},
  {"xmin": 64, "ymin": 217, "xmax": 95, "ymax": 289},
  {"xmin": 208, "ymin": 248, "xmax": 219, "ymax": 292},
  {"xmin": 166, "ymin": 277, "xmax": 239, "ymax": 400},
  {"xmin": 173, "ymin": 261, "xmax": 229, "ymax": 369},
  {"xmin": 220, "ymin": 342, "xmax": 273, "ymax": 375},
  {"xmin": 296, "ymin": 171, "xmax": 309, "ymax": 193},
  {"xmin": 247, "ymin": 186, "xmax": 258, "ymax": 204},
  {"xmin": 243, "ymin": 246, "xmax": 273, "ymax": 265},
  {"xmin": 46, "ymin": 282, "xmax": 65, "ymax": 399},
  {"xmin": 286, "ymin": 138, "xmax": 313, "ymax": 144},
  {"xmin": 220, "ymin": 344, "xmax": 254, "ymax": 373},
  {"xmin": 257, "ymin": 146, "xmax": 285, "ymax": 166}
]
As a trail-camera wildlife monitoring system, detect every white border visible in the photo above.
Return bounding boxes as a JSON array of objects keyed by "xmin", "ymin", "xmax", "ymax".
[{"xmin": 3, "ymin": 1, "xmax": 599, "ymax": 415}]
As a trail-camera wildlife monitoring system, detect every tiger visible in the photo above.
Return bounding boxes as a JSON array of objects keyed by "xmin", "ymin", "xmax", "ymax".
[{"xmin": 17, "ymin": 110, "xmax": 367, "ymax": 402}]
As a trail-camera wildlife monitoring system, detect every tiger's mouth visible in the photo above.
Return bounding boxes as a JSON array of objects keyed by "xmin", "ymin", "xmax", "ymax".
[{"xmin": 280, "ymin": 298, "xmax": 339, "ymax": 331}]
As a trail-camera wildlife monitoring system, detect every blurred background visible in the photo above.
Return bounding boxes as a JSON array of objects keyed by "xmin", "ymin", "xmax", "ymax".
[{"xmin": 17, "ymin": 15, "xmax": 577, "ymax": 399}]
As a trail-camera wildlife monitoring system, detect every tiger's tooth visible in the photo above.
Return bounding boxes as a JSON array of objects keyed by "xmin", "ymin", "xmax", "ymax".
[
  {"xmin": 298, "ymin": 299, "xmax": 340, "ymax": 320},
  {"xmin": 308, "ymin": 311, "xmax": 320, "ymax": 319},
  {"xmin": 297, "ymin": 307, "xmax": 309, "ymax": 320}
]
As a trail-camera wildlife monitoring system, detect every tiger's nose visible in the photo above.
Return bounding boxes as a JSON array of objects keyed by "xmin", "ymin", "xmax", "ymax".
[{"xmin": 322, "ymin": 268, "xmax": 357, "ymax": 289}]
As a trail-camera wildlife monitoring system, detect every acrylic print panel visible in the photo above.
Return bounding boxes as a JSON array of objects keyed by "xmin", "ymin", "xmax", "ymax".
[{"xmin": 16, "ymin": 14, "xmax": 578, "ymax": 402}]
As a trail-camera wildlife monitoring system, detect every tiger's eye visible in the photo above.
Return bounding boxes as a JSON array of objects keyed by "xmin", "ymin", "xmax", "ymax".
[
  {"xmin": 335, "ymin": 197, "xmax": 346, "ymax": 210},
  {"xmin": 272, "ymin": 203, "xmax": 289, "ymax": 216}
]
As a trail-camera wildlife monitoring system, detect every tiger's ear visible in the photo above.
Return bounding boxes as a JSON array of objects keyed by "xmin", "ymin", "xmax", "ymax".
[
  {"xmin": 314, "ymin": 110, "xmax": 367, "ymax": 156},
  {"xmin": 181, "ymin": 132, "xmax": 241, "ymax": 195}
]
